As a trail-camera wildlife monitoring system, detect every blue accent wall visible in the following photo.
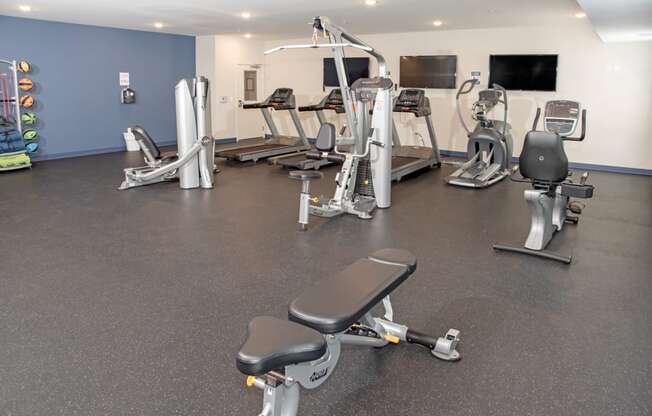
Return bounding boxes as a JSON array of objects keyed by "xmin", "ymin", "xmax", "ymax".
[{"xmin": 0, "ymin": 15, "xmax": 195, "ymax": 159}]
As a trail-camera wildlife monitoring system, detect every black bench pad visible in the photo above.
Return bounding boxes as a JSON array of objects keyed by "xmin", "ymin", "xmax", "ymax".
[
  {"xmin": 236, "ymin": 316, "xmax": 327, "ymax": 376},
  {"xmin": 289, "ymin": 249, "xmax": 417, "ymax": 334}
]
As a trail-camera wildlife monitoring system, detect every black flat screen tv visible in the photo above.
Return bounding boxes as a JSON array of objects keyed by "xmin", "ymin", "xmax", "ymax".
[
  {"xmin": 399, "ymin": 55, "xmax": 457, "ymax": 89},
  {"xmin": 323, "ymin": 57, "xmax": 369, "ymax": 87},
  {"xmin": 489, "ymin": 55, "xmax": 558, "ymax": 91}
]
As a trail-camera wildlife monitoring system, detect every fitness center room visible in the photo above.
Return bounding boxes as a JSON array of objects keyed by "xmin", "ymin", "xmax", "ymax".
[{"xmin": 0, "ymin": 0, "xmax": 650, "ymax": 415}]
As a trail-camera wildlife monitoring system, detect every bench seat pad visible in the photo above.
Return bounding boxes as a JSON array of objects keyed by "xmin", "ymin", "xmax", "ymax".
[
  {"xmin": 236, "ymin": 316, "xmax": 327, "ymax": 376},
  {"xmin": 289, "ymin": 249, "xmax": 417, "ymax": 334}
]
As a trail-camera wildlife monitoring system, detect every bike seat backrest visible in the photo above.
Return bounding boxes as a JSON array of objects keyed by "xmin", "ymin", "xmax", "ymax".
[
  {"xmin": 519, "ymin": 130, "xmax": 568, "ymax": 183},
  {"xmin": 131, "ymin": 126, "xmax": 162, "ymax": 163},
  {"xmin": 315, "ymin": 123, "xmax": 336, "ymax": 152}
]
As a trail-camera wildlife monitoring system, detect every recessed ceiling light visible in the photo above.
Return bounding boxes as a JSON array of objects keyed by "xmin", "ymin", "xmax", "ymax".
[
  {"xmin": 433, "ymin": 20, "xmax": 443, "ymax": 27},
  {"xmin": 153, "ymin": 22, "xmax": 164, "ymax": 29},
  {"xmin": 18, "ymin": 5, "xmax": 31, "ymax": 12},
  {"xmin": 241, "ymin": 12, "xmax": 251, "ymax": 19},
  {"xmin": 244, "ymin": 33, "xmax": 252, "ymax": 39},
  {"xmin": 365, "ymin": 0, "xmax": 377, "ymax": 6},
  {"xmin": 575, "ymin": 12, "xmax": 587, "ymax": 18}
]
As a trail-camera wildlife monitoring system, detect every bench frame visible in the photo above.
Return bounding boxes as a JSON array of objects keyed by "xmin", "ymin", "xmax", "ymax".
[{"xmin": 244, "ymin": 295, "xmax": 460, "ymax": 416}]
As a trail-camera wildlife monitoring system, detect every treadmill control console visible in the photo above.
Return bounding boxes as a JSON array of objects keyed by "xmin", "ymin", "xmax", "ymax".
[
  {"xmin": 544, "ymin": 100, "xmax": 580, "ymax": 137},
  {"xmin": 393, "ymin": 89, "xmax": 431, "ymax": 117},
  {"xmin": 324, "ymin": 89, "xmax": 344, "ymax": 112},
  {"xmin": 265, "ymin": 88, "xmax": 295, "ymax": 110}
]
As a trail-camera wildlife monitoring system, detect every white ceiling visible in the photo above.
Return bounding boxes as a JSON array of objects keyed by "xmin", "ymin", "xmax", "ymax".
[
  {"xmin": 1, "ymin": 0, "xmax": 588, "ymax": 38},
  {"xmin": 577, "ymin": 0, "xmax": 652, "ymax": 42}
]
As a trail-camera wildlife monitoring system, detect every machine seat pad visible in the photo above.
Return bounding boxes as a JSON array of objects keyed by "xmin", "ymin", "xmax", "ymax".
[
  {"xmin": 236, "ymin": 316, "xmax": 327, "ymax": 376},
  {"xmin": 289, "ymin": 170, "xmax": 323, "ymax": 181},
  {"xmin": 289, "ymin": 249, "xmax": 417, "ymax": 334}
]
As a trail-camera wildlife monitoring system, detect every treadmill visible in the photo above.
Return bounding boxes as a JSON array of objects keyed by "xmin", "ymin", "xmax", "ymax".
[
  {"xmin": 215, "ymin": 88, "xmax": 310, "ymax": 162},
  {"xmin": 267, "ymin": 89, "xmax": 345, "ymax": 170},
  {"xmin": 391, "ymin": 89, "xmax": 442, "ymax": 182}
]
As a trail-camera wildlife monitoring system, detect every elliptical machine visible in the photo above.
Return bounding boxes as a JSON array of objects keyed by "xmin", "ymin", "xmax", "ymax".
[
  {"xmin": 119, "ymin": 77, "xmax": 215, "ymax": 190},
  {"xmin": 445, "ymin": 79, "xmax": 513, "ymax": 188},
  {"xmin": 494, "ymin": 100, "xmax": 594, "ymax": 264}
]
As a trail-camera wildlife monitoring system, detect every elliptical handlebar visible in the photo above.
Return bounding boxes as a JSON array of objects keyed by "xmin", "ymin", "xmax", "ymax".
[
  {"xmin": 456, "ymin": 79, "xmax": 477, "ymax": 99},
  {"xmin": 492, "ymin": 83, "xmax": 508, "ymax": 139},
  {"xmin": 455, "ymin": 79, "xmax": 477, "ymax": 135}
]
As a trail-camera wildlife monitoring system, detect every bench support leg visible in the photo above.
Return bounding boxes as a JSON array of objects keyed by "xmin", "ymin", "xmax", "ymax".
[{"xmin": 248, "ymin": 377, "xmax": 300, "ymax": 416}]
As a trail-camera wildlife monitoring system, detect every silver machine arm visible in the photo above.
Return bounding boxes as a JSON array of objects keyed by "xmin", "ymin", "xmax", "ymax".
[{"xmin": 265, "ymin": 16, "xmax": 394, "ymax": 210}]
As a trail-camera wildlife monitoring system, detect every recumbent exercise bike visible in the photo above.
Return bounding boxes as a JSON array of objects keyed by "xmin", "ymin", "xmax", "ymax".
[{"xmin": 494, "ymin": 100, "xmax": 594, "ymax": 264}]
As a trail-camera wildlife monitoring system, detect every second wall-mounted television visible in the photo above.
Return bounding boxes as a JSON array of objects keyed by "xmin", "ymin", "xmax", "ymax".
[
  {"xmin": 489, "ymin": 55, "xmax": 558, "ymax": 91},
  {"xmin": 323, "ymin": 57, "xmax": 370, "ymax": 87},
  {"xmin": 399, "ymin": 55, "xmax": 457, "ymax": 89}
]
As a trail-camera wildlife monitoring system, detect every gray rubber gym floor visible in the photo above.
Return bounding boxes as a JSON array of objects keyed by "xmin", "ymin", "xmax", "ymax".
[{"xmin": 1, "ymin": 150, "xmax": 651, "ymax": 416}]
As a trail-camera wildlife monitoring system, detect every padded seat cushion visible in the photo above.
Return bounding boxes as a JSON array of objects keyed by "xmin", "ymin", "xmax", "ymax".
[
  {"xmin": 519, "ymin": 131, "xmax": 569, "ymax": 183},
  {"xmin": 132, "ymin": 126, "xmax": 162, "ymax": 162},
  {"xmin": 289, "ymin": 249, "xmax": 416, "ymax": 334},
  {"xmin": 236, "ymin": 316, "xmax": 327, "ymax": 376}
]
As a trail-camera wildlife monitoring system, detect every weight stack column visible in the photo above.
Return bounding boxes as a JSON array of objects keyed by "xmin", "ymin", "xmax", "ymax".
[
  {"xmin": 175, "ymin": 79, "xmax": 200, "ymax": 189},
  {"xmin": 370, "ymin": 87, "xmax": 392, "ymax": 208},
  {"xmin": 194, "ymin": 76, "xmax": 214, "ymax": 189}
]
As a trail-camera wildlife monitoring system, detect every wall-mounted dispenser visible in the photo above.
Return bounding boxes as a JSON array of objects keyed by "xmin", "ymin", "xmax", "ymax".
[{"xmin": 121, "ymin": 87, "xmax": 136, "ymax": 104}]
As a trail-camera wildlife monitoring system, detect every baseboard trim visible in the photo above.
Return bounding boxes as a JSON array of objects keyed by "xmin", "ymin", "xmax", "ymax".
[
  {"xmin": 31, "ymin": 137, "xmax": 238, "ymax": 161},
  {"xmin": 567, "ymin": 162, "xmax": 652, "ymax": 176},
  {"xmin": 439, "ymin": 150, "xmax": 652, "ymax": 176},
  {"xmin": 29, "ymin": 140, "xmax": 652, "ymax": 176}
]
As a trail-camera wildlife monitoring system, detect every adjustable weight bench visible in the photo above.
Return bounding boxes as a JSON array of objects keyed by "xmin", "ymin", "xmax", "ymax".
[{"xmin": 236, "ymin": 249, "xmax": 461, "ymax": 416}]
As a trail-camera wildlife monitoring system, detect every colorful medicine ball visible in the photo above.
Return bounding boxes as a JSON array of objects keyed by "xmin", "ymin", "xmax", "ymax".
[
  {"xmin": 20, "ymin": 95, "xmax": 35, "ymax": 108},
  {"xmin": 21, "ymin": 112, "xmax": 37, "ymax": 125},
  {"xmin": 18, "ymin": 78, "xmax": 34, "ymax": 91},
  {"xmin": 25, "ymin": 142, "xmax": 39, "ymax": 153},
  {"xmin": 22, "ymin": 129, "xmax": 39, "ymax": 141},
  {"xmin": 17, "ymin": 61, "xmax": 31, "ymax": 73}
]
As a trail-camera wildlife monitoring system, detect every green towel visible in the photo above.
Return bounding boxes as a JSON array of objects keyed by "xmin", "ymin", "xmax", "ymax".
[{"xmin": 0, "ymin": 152, "xmax": 31, "ymax": 170}]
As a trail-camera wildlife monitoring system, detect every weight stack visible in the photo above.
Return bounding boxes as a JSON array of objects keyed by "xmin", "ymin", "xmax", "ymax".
[{"xmin": 354, "ymin": 157, "xmax": 375, "ymax": 198}]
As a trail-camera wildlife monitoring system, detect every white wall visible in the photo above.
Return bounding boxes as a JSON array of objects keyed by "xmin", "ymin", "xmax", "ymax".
[
  {"xmin": 198, "ymin": 22, "xmax": 652, "ymax": 170},
  {"xmin": 262, "ymin": 23, "xmax": 652, "ymax": 170},
  {"xmin": 196, "ymin": 35, "xmax": 266, "ymax": 140}
]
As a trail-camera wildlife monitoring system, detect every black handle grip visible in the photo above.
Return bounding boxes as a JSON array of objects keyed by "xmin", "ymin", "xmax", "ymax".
[
  {"xmin": 564, "ymin": 109, "xmax": 587, "ymax": 142},
  {"xmin": 406, "ymin": 329, "xmax": 437, "ymax": 350},
  {"xmin": 532, "ymin": 108, "xmax": 541, "ymax": 130}
]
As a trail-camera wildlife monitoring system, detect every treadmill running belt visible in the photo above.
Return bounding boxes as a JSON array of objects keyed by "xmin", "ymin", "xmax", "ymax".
[
  {"xmin": 277, "ymin": 154, "xmax": 308, "ymax": 166},
  {"xmin": 217, "ymin": 143, "xmax": 287, "ymax": 158},
  {"xmin": 392, "ymin": 156, "xmax": 416, "ymax": 169}
]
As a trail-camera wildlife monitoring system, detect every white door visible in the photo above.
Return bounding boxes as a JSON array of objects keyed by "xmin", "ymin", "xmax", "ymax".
[{"xmin": 235, "ymin": 64, "xmax": 266, "ymax": 141}]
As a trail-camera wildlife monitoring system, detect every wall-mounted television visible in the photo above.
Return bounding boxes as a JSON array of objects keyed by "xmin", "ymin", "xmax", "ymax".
[
  {"xmin": 323, "ymin": 57, "xmax": 369, "ymax": 87},
  {"xmin": 489, "ymin": 55, "xmax": 558, "ymax": 91},
  {"xmin": 399, "ymin": 55, "xmax": 457, "ymax": 89}
]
